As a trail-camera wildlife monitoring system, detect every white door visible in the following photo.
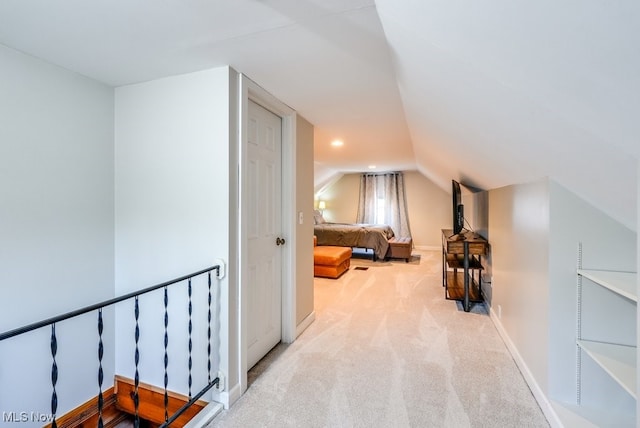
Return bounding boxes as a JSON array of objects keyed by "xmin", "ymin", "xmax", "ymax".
[{"xmin": 246, "ymin": 100, "xmax": 283, "ymax": 369}]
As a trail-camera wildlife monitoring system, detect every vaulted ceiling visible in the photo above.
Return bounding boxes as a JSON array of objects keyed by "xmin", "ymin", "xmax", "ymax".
[{"xmin": 0, "ymin": 0, "xmax": 637, "ymax": 229}]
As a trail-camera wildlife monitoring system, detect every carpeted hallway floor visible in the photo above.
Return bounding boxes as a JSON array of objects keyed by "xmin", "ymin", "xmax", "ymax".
[{"xmin": 207, "ymin": 250, "xmax": 549, "ymax": 427}]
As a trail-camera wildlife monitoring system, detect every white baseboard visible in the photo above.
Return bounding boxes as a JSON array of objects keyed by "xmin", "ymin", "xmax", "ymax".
[
  {"xmin": 296, "ymin": 311, "xmax": 315, "ymax": 338},
  {"xmin": 212, "ymin": 381, "xmax": 242, "ymax": 410},
  {"xmin": 184, "ymin": 402, "xmax": 224, "ymax": 428},
  {"xmin": 489, "ymin": 306, "xmax": 563, "ymax": 428},
  {"xmin": 226, "ymin": 382, "xmax": 242, "ymax": 409}
]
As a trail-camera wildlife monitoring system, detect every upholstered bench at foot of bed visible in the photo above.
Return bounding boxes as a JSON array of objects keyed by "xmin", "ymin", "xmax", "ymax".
[
  {"xmin": 314, "ymin": 245, "xmax": 352, "ymax": 279},
  {"xmin": 386, "ymin": 237, "xmax": 413, "ymax": 262}
]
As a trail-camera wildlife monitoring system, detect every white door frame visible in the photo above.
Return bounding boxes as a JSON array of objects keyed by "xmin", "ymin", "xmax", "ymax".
[{"xmin": 238, "ymin": 74, "xmax": 297, "ymax": 395}]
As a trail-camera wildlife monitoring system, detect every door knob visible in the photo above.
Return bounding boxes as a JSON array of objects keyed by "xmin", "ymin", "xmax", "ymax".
[{"xmin": 276, "ymin": 237, "xmax": 286, "ymax": 246}]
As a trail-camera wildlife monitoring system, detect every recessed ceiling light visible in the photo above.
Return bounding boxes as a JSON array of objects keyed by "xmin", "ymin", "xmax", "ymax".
[
  {"xmin": 368, "ymin": 165, "xmax": 376, "ymax": 169},
  {"xmin": 331, "ymin": 140, "xmax": 344, "ymax": 147}
]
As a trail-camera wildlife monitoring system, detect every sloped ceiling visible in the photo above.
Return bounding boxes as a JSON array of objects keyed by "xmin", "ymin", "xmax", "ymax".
[
  {"xmin": 0, "ymin": 0, "xmax": 637, "ymax": 229},
  {"xmin": 376, "ymin": 0, "xmax": 639, "ymax": 231}
]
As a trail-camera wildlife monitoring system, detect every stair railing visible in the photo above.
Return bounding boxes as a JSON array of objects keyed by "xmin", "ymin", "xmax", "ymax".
[{"xmin": 0, "ymin": 264, "xmax": 224, "ymax": 428}]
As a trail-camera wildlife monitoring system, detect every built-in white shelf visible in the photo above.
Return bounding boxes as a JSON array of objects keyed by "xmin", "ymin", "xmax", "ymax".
[
  {"xmin": 551, "ymin": 400, "xmax": 634, "ymax": 428},
  {"xmin": 568, "ymin": 247, "xmax": 638, "ymax": 427},
  {"xmin": 577, "ymin": 339, "xmax": 637, "ymax": 399},
  {"xmin": 577, "ymin": 269, "xmax": 637, "ymax": 302}
]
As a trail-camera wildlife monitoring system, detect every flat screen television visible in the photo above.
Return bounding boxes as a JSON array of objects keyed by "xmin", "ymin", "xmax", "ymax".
[{"xmin": 452, "ymin": 179, "xmax": 464, "ymax": 235}]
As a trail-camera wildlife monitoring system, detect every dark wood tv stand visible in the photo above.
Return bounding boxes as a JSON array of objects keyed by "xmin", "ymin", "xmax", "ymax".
[{"xmin": 442, "ymin": 229, "xmax": 488, "ymax": 312}]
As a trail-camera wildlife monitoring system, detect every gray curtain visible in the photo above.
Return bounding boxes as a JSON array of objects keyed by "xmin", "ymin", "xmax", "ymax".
[{"xmin": 356, "ymin": 172, "xmax": 412, "ymax": 238}]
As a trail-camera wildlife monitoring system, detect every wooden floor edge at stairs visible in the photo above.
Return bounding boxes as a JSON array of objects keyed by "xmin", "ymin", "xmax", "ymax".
[
  {"xmin": 114, "ymin": 375, "xmax": 206, "ymax": 427},
  {"xmin": 44, "ymin": 376, "xmax": 208, "ymax": 428},
  {"xmin": 44, "ymin": 386, "xmax": 131, "ymax": 428}
]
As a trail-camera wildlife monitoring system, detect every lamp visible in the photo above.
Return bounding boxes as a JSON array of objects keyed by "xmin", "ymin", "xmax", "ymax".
[{"xmin": 318, "ymin": 200, "xmax": 326, "ymax": 214}]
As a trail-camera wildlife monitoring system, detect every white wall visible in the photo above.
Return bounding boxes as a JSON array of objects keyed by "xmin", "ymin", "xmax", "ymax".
[
  {"xmin": 317, "ymin": 173, "xmax": 359, "ymax": 224},
  {"xmin": 460, "ymin": 184, "xmax": 489, "ymax": 239},
  {"xmin": 114, "ymin": 67, "xmax": 234, "ymax": 400},
  {"xmin": 0, "ymin": 45, "xmax": 115, "ymax": 421},
  {"xmin": 488, "ymin": 179, "xmax": 551, "ymax": 394},
  {"xmin": 404, "ymin": 170, "xmax": 451, "ymax": 247}
]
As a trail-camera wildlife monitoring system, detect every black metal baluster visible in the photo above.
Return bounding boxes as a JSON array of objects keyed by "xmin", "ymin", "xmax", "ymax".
[
  {"xmin": 98, "ymin": 309, "xmax": 104, "ymax": 428},
  {"xmin": 134, "ymin": 296, "xmax": 140, "ymax": 428},
  {"xmin": 207, "ymin": 272, "xmax": 212, "ymax": 383},
  {"xmin": 164, "ymin": 286, "xmax": 169, "ymax": 423},
  {"xmin": 50, "ymin": 323, "xmax": 58, "ymax": 428},
  {"xmin": 0, "ymin": 265, "xmax": 222, "ymax": 428},
  {"xmin": 188, "ymin": 278, "xmax": 193, "ymax": 398}
]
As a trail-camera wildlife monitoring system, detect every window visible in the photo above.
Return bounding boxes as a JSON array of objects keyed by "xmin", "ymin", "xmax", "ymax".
[
  {"xmin": 376, "ymin": 197, "xmax": 385, "ymax": 224},
  {"xmin": 356, "ymin": 172, "xmax": 411, "ymax": 238}
]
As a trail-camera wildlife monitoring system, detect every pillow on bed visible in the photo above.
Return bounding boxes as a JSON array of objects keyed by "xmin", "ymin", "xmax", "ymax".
[{"xmin": 313, "ymin": 209, "xmax": 326, "ymax": 225}]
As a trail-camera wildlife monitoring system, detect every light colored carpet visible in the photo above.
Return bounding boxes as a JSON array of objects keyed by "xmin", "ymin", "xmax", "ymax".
[{"xmin": 208, "ymin": 250, "xmax": 549, "ymax": 427}]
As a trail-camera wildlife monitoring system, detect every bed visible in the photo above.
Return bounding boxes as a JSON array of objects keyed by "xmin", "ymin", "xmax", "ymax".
[{"xmin": 313, "ymin": 221, "xmax": 395, "ymax": 261}]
